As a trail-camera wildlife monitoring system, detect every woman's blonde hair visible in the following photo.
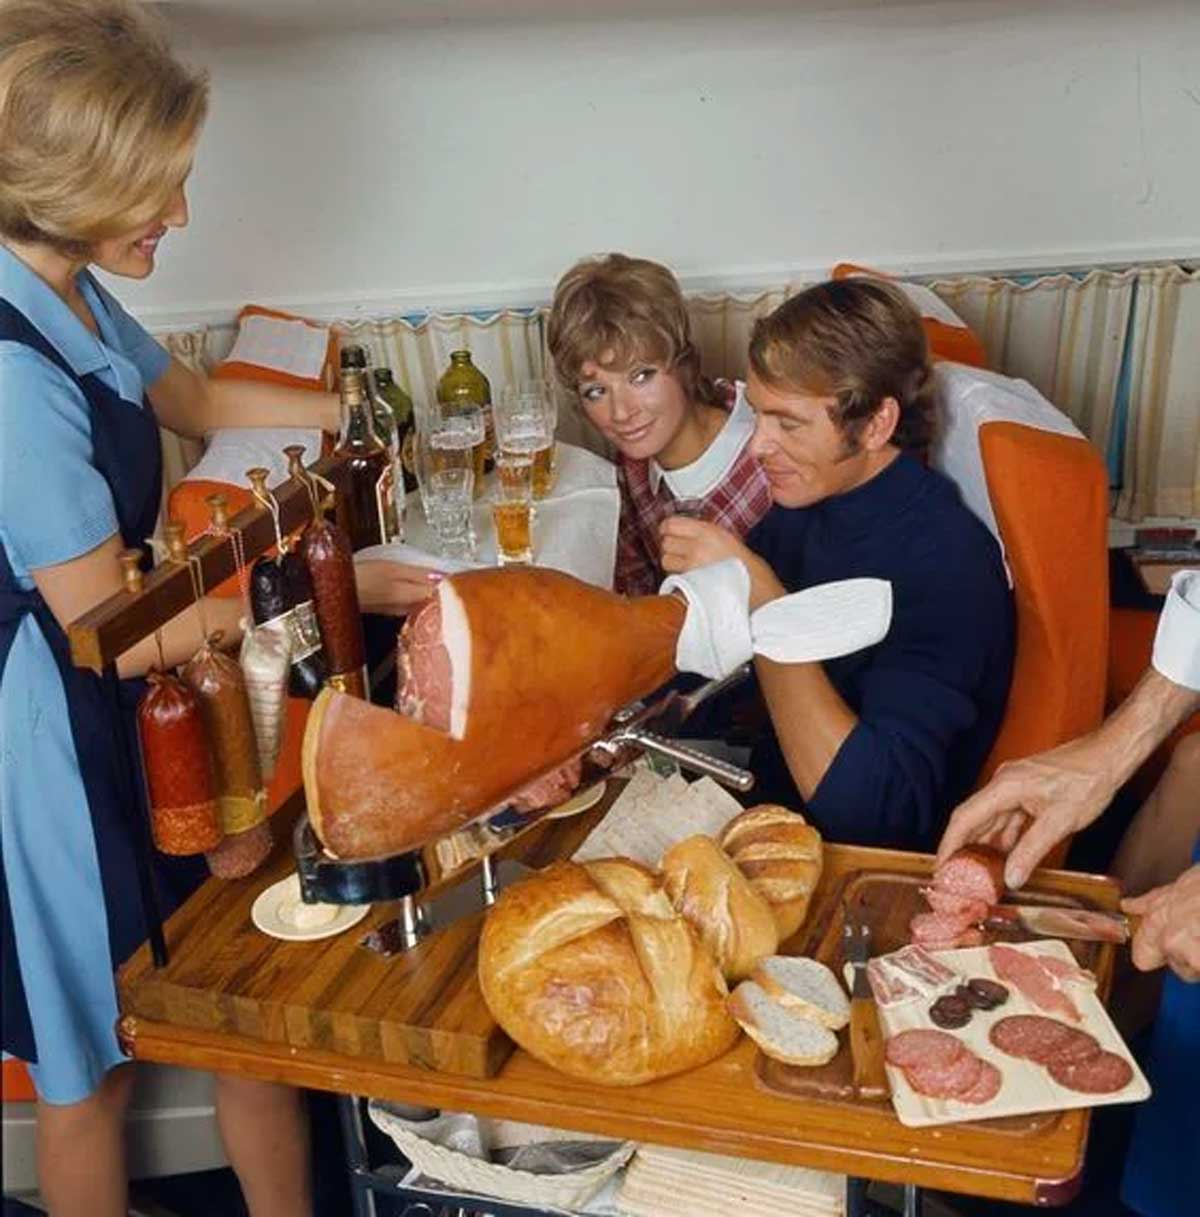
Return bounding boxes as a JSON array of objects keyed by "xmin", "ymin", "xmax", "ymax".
[
  {"xmin": 547, "ymin": 253, "xmax": 716, "ymax": 406},
  {"xmin": 749, "ymin": 279, "xmax": 937, "ymax": 451},
  {"xmin": 0, "ymin": 0, "xmax": 209, "ymax": 256}
]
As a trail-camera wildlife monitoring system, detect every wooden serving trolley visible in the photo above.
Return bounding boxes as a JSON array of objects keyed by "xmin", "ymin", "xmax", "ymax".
[{"xmin": 68, "ymin": 459, "xmax": 1126, "ymax": 1217}]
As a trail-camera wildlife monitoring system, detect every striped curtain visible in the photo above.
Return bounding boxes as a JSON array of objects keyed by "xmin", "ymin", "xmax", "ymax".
[
  {"xmin": 928, "ymin": 270, "xmax": 1134, "ymax": 474},
  {"xmin": 1115, "ymin": 265, "xmax": 1200, "ymax": 519}
]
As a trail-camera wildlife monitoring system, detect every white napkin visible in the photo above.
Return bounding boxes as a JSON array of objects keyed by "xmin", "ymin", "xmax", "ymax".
[
  {"xmin": 660, "ymin": 558, "xmax": 892, "ymax": 679},
  {"xmin": 354, "ymin": 540, "xmax": 479, "ymax": 576},
  {"xmin": 183, "ymin": 426, "xmax": 323, "ymax": 490}
]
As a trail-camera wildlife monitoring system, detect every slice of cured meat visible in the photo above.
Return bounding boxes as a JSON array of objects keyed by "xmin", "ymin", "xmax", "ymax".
[
  {"xmin": 1047, "ymin": 1028, "xmax": 1102, "ymax": 1068},
  {"xmin": 989, "ymin": 944, "xmax": 1082, "ymax": 1022},
  {"xmin": 931, "ymin": 845, "xmax": 1006, "ymax": 905},
  {"xmin": 1048, "ymin": 1050, "xmax": 1133, "ymax": 1094},
  {"xmin": 509, "ymin": 757, "xmax": 583, "ymax": 812},
  {"xmin": 884, "ymin": 945, "xmax": 959, "ymax": 992},
  {"xmin": 955, "ymin": 1059, "xmax": 1003, "ymax": 1105},
  {"xmin": 910, "ymin": 912, "xmax": 984, "ymax": 950},
  {"xmin": 867, "ymin": 958, "xmax": 921, "ymax": 1007},
  {"xmin": 906, "ymin": 1050, "xmax": 984, "ymax": 1099},
  {"xmin": 921, "ymin": 887, "xmax": 991, "ymax": 921},
  {"xmin": 1034, "ymin": 953, "xmax": 1098, "ymax": 988},
  {"xmin": 989, "ymin": 1015, "xmax": 1077, "ymax": 1063},
  {"xmin": 885, "ymin": 1028, "xmax": 964, "ymax": 1069}
]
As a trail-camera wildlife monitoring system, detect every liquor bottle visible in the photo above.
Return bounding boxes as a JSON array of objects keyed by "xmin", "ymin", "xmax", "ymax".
[
  {"xmin": 437, "ymin": 349, "xmax": 493, "ymax": 489},
  {"xmin": 372, "ymin": 366, "xmax": 417, "ymax": 494},
  {"xmin": 333, "ymin": 366, "xmax": 398, "ymax": 550}
]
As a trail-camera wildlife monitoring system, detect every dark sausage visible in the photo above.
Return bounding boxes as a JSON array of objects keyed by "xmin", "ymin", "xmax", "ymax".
[
  {"xmin": 250, "ymin": 551, "xmax": 327, "ymax": 698},
  {"xmin": 929, "ymin": 993, "xmax": 973, "ymax": 1029},
  {"xmin": 298, "ymin": 518, "xmax": 367, "ymax": 697},
  {"xmin": 137, "ymin": 673, "xmax": 222, "ymax": 855}
]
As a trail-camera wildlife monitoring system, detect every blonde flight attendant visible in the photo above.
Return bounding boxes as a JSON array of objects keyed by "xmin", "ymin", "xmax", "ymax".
[{"xmin": 0, "ymin": 2, "xmax": 424, "ymax": 1213}]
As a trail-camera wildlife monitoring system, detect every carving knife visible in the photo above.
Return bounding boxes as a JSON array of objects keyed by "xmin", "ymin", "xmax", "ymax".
[{"xmin": 983, "ymin": 905, "xmax": 1131, "ymax": 943}]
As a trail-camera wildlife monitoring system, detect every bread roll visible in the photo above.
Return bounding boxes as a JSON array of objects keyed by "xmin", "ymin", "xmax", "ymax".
[
  {"xmin": 660, "ymin": 835, "xmax": 778, "ymax": 982},
  {"xmin": 718, "ymin": 806, "xmax": 824, "ymax": 942},
  {"xmin": 478, "ymin": 860, "xmax": 739, "ymax": 1086}
]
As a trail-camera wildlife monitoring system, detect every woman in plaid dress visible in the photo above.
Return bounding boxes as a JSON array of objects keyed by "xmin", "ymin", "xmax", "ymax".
[{"xmin": 547, "ymin": 253, "xmax": 771, "ymax": 595}]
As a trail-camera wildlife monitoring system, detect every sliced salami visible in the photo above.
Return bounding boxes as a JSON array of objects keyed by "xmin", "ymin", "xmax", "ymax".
[
  {"xmin": 906, "ymin": 1050, "xmax": 984, "ymax": 1099},
  {"xmin": 955, "ymin": 1059, "xmax": 1003, "ymax": 1106},
  {"xmin": 885, "ymin": 1028, "xmax": 965, "ymax": 1069},
  {"xmin": 989, "ymin": 1015, "xmax": 1077, "ymax": 1063},
  {"xmin": 931, "ymin": 845, "xmax": 1006, "ymax": 904},
  {"xmin": 921, "ymin": 887, "xmax": 991, "ymax": 921},
  {"xmin": 1048, "ymin": 1050, "xmax": 1133, "ymax": 1094},
  {"xmin": 910, "ymin": 911, "xmax": 984, "ymax": 949},
  {"xmin": 1047, "ymin": 1028, "xmax": 1102, "ymax": 1068}
]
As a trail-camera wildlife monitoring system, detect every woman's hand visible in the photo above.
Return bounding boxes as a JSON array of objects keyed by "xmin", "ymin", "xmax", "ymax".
[
  {"xmin": 935, "ymin": 734, "xmax": 1118, "ymax": 889},
  {"xmin": 658, "ymin": 517, "xmax": 784, "ymax": 609},
  {"xmin": 1122, "ymin": 864, "xmax": 1200, "ymax": 981},
  {"xmin": 354, "ymin": 560, "xmax": 441, "ymax": 616}
]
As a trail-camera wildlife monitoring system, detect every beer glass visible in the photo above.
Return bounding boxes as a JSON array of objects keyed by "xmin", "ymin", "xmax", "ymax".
[
  {"xmin": 499, "ymin": 381, "xmax": 557, "ymax": 499},
  {"xmin": 491, "ymin": 452, "xmax": 534, "ymax": 565},
  {"xmin": 416, "ymin": 424, "xmax": 477, "ymax": 559}
]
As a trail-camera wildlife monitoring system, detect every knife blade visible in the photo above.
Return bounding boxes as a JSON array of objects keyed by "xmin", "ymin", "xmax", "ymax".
[{"xmin": 983, "ymin": 905, "xmax": 1130, "ymax": 943}]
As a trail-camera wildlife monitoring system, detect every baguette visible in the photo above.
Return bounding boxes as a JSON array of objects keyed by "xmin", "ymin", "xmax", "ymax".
[{"xmin": 727, "ymin": 981, "xmax": 839, "ymax": 1067}]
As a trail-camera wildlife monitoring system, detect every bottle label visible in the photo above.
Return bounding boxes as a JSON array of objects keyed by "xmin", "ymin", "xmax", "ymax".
[{"xmin": 263, "ymin": 601, "xmax": 323, "ymax": 663}]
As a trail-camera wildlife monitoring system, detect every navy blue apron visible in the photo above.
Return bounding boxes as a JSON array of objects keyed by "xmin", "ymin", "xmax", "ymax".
[{"xmin": 0, "ymin": 298, "xmax": 205, "ymax": 1064}]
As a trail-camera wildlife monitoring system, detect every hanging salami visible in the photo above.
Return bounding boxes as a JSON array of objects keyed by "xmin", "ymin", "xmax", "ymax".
[
  {"xmin": 249, "ymin": 549, "xmax": 327, "ymax": 698},
  {"xmin": 299, "ymin": 516, "xmax": 368, "ymax": 698},
  {"xmin": 137, "ymin": 673, "xmax": 222, "ymax": 856},
  {"xmin": 182, "ymin": 637, "xmax": 272, "ymax": 879}
]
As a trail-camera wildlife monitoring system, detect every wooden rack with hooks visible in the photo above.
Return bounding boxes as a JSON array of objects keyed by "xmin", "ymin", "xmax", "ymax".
[{"xmin": 67, "ymin": 456, "xmax": 336, "ymax": 674}]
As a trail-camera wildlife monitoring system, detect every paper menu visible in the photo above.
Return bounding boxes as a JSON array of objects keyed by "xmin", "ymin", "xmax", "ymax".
[
  {"xmin": 572, "ymin": 768, "xmax": 742, "ymax": 866},
  {"xmin": 225, "ymin": 313, "xmax": 329, "ymax": 381}
]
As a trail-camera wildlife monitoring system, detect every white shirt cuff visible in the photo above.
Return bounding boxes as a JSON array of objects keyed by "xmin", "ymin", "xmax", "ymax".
[{"xmin": 1151, "ymin": 571, "xmax": 1200, "ymax": 691}]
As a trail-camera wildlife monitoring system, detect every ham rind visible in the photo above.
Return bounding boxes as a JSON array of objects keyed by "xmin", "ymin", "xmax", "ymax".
[
  {"xmin": 932, "ymin": 845, "xmax": 1006, "ymax": 905},
  {"xmin": 305, "ymin": 568, "xmax": 685, "ymax": 859},
  {"xmin": 989, "ymin": 944, "xmax": 1082, "ymax": 1022}
]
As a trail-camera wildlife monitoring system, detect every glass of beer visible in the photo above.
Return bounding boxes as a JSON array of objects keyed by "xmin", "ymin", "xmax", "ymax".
[
  {"xmin": 499, "ymin": 381, "xmax": 557, "ymax": 500},
  {"xmin": 491, "ymin": 452, "xmax": 534, "ymax": 565},
  {"xmin": 416, "ymin": 424, "xmax": 477, "ymax": 559}
]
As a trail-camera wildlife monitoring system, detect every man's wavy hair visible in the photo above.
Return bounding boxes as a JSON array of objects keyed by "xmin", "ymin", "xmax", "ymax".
[{"xmin": 749, "ymin": 278, "xmax": 937, "ymax": 451}]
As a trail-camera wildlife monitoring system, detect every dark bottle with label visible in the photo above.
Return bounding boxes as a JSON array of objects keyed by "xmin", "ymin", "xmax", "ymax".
[
  {"xmin": 372, "ymin": 366, "xmax": 417, "ymax": 495},
  {"xmin": 333, "ymin": 366, "xmax": 397, "ymax": 550},
  {"xmin": 249, "ymin": 549, "xmax": 328, "ymax": 699}
]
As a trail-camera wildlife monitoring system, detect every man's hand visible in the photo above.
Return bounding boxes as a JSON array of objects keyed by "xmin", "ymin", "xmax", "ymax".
[
  {"xmin": 1122, "ymin": 864, "xmax": 1200, "ymax": 982},
  {"xmin": 658, "ymin": 517, "xmax": 784, "ymax": 609},
  {"xmin": 354, "ymin": 560, "xmax": 441, "ymax": 616},
  {"xmin": 936, "ymin": 734, "xmax": 1119, "ymax": 889}
]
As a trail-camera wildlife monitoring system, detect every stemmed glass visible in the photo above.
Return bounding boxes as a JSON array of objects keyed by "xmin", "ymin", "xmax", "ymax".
[{"xmin": 414, "ymin": 411, "xmax": 482, "ymax": 560}]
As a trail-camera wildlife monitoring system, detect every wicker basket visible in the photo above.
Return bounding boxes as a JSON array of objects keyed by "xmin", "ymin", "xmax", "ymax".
[{"xmin": 368, "ymin": 1103, "xmax": 634, "ymax": 1212}]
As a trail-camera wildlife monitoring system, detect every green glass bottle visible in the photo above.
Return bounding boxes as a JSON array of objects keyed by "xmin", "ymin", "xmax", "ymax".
[
  {"xmin": 437, "ymin": 349, "xmax": 493, "ymax": 486},
  {"xmin": 372, "ymin": 366, "xmax": 417, "ymax": 494}
]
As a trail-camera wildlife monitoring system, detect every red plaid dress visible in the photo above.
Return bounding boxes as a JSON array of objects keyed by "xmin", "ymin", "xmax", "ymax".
[{"xmin": 613, "ymin": 384, "xmax": 773, "ymax": 595}]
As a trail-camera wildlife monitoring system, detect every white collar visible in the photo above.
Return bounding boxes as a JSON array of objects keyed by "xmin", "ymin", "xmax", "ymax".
[{"xmin": 650, "ymin": 381, "xmax": 755, "ymax": 498}]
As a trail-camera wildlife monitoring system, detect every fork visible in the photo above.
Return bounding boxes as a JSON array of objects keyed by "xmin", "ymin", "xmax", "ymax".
[{"xmin": 843, "ymin": 904, "xmax": 891, "ymax": 1101}]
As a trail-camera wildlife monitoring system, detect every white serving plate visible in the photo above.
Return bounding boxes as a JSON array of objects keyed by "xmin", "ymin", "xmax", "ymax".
[
  {"xmin": 880, "ymin": 939, "xmax": 1150, "ymax": 1128},
  {"xmin": 251, "ymin": 872, "xmax": 370, "ymax": 942}
]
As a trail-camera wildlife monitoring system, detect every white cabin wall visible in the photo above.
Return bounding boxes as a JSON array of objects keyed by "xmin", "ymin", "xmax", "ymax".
[{"xmin": 122, "ymin": 0, "xmax": 1200, "ymax": 325}]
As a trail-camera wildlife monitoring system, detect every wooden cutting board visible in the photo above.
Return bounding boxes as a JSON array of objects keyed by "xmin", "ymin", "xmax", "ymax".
[
  {"xmin": 117, "ymin": 791, "xmax": 608, "ymax": 1079},
  {"xmin": 757, "ymin": 856, "xmax": 1121, "ymax": 1123}
]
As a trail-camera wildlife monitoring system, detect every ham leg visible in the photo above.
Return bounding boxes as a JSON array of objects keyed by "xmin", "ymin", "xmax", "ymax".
[{"xmin": 303, "ymin": 567, "xmax": 685, "ymax": 859}]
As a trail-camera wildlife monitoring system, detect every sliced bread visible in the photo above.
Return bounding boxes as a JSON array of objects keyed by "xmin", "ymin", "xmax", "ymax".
[
  {"xmin": 727, "ymin": 980, "xmax": 839, "ymax": 1066},
  {"xmin": 751, "ymin": 955, "xmax": 850, "ymax": 1030}
]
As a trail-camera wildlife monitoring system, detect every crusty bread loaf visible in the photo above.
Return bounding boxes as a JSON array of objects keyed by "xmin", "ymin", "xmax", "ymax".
[
  {"xmin": 660, "ymin": 835, "xmax": 779, "ymax": 982},
  {"xmin": 718, "ymin": 806, "xmax": 824, "ymax": 942},
  {"xmin": 478, "ymin": 860, "xmax": 739, "ymax": 1086},
  {"xmin": 727, "ymin": 981, "xmax": 839, "ymax": 1066},
  {"xmin": 751, "ymin": 956, "xmax": 849, "ymax": 1030}
]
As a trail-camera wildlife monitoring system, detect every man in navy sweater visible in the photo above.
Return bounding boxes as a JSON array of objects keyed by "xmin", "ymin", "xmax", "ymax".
[{"xmin": 660, "ymin": 279, "xmax": 1014, "ymax": 851}]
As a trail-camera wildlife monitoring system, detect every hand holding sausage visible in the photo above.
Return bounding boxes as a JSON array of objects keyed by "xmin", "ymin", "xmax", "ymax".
[
  {"xmin": 1122, "ymin": 864, "xmax": 1200, "ymax": 982},
  {"xmin": 935, "ymin": 734, "xmax": 1119, "ymax": 890}
]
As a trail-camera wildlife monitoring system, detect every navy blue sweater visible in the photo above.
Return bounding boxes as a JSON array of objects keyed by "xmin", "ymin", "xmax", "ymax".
[{"xmin": 746, "ymin": 452, "xmax": 1015, "ymax": 851}]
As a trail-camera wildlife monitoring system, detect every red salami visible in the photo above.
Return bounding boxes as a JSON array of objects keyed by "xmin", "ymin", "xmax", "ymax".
[
  {"xmin": 921, "ymin": 887, "xmax": 991, "ymax": 921},
  {"xmin": 1048, "ymin": 1050, "xmax": 1133, "ymax": 1094},
  {"xmin": 989, "ymin": 1015, "xmax": 1077, "ymax": 1063},
  {"xmin": 299, "ymin": 518, "xmax": 366, "ymax": 696},
  {"xmin": 910, "ymin": 911, "xmax": 985, "ymax": 950},
  {"xmin": 137, "ymin": 673, "xmax": 222, "ymax": 856},
  {"xmin": 956, "ymin": 1059, "xmax": 1003, "ymax": 1105},
  {"xmin": 906, "ymin": 1050, "xmax": 984, "ymax": 1098},
  {"xmin": 885, "ymin": 1028, "xmax": 965, "ymax": 1069},
  {"xmin": 933, "ymin": 845, "xmax": 1006, "ymax": 904}
]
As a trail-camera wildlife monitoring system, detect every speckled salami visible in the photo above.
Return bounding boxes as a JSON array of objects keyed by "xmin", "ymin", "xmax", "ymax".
[
  {"xmin": 298, "ymin": 518, "xmax": 366, "ymax": 691},
  {"xmin": 182, "ymin": 640, "xmax": 266, "ymax": 842},
  {"xmin": 137, "ymin": 673, "xmax": 222, "ymax": 856}
]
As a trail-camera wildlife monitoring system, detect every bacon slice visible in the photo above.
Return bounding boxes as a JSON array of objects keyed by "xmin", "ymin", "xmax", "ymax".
[{"xmin": 988, "ymin": 944, "xmax": 1082, "ymax": 1022}]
